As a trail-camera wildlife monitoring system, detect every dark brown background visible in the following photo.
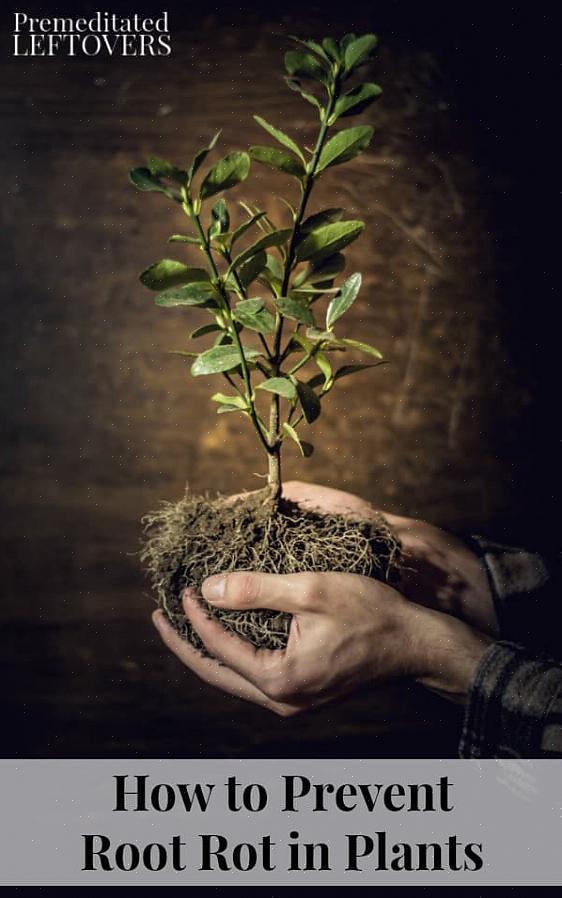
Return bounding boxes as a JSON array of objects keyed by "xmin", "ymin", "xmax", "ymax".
[{"xmin": 1, "ymin": 1, "xmax": 558, "ymax": 757}]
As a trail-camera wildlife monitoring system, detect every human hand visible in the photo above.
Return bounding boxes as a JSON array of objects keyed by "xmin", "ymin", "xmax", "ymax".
[
  {"xmin": 153, "ymin": 569, "xmax": 492, "ymax": 716},
  {"xmin": 281, "ymin": 481, "xmax": 499, "ymax": 637}
]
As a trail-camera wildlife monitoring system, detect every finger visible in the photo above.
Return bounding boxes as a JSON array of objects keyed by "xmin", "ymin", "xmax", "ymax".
[
  {"xmin": 152, "ymin": 610, "xmax": 297, "ymax": 715},
  {"xmin": 381, "ymin": 510, "xmax": 427, "ymax": 534},
  {"xmin": 201, "ymin": 570, "xmax": 317, "ymax": 614},
  {"xmin": 152, "ymin": 607, "xmax": 266, "ymax": 700},
  {"xmin": 182, "ymin": 590, "xmax": 290, "ymax": 690},
  {"xmin": 282, "ymin": 480, "xmax": 375, "ymax": 519},
  {"xmin": 222, "ymin": 489, "xmax": 258, "ymax": 505}
]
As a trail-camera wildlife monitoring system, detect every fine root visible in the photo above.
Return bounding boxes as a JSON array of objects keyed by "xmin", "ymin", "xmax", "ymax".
[{"xmin": 141, "ymin": 488, "xmax": 401, "ymax": 653}]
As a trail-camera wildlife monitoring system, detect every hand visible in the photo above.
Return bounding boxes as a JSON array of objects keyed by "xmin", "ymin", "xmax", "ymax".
[
  {"xmin": 281, "ymin": 481, "xmax": 499, "ymax": 636},
  {"xmin": 153, "ymin": 569, "xmax": 492, "ymax": 716}
]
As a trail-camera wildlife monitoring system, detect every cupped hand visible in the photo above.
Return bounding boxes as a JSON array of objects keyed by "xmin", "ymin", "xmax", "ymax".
[
  {"xmin": 153, "ymin": 567, "xmax": 491, "ymax": 716},
  {"xmin": 281, "ymin": 481, "xmax": 499, "ymax": 636}
]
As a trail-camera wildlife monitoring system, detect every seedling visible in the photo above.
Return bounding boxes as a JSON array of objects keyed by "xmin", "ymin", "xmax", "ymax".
[{"xmin": 131, "ymin": 33, "xmax": 400, "ymax": 650}]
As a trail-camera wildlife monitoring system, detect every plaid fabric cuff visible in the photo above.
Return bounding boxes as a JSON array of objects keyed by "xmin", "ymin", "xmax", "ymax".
[
  {"xmin": 467, "ymin": 536, "xmax": 550, "ymax": 638},
  {"xmin": 459, "ymin": 641, "xmax": 562, "ymax": 758}
]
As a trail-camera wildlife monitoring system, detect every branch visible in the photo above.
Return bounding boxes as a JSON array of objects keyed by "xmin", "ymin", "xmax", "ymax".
[
  {"xmin": 268, "ymin": 71, "xmax": 341, "ymax": 450},
  {"xmin": 183, "ymin": 196, "xmax": 272, "ymax": 457}
]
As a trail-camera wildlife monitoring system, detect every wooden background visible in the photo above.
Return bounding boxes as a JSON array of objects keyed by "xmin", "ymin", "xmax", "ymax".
[{"xmin": 0, "ymin": 2, "xmax": 557, "ymax": 757}]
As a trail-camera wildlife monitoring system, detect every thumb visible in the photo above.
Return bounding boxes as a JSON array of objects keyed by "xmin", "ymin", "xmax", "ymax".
[{"xmin": 200, "ymin": 570, "xmax": 318, "ymax": 614}]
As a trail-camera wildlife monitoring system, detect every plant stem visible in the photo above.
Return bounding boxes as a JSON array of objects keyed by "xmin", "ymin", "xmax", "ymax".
[
  {"xmin": 288, "ymin": 347, "xmax": 318, "ymax": 376},
  {"xmin": 186, "ymin": 198, "xmax": 272, "ymax": 458},
  {"xmin": 267, "ymin": 445, "xmax": 282, "ymax": 502},
  {"xmin": 279, "ymin": 82, "xmax": 340, "ymax": 302},
  {"xmin": 222, "ymin": 248, "xmax": 272, "ymax": 359},
  {"xmin": 266, "ymin": 75, "xmax": 340, "ymax": 500}
]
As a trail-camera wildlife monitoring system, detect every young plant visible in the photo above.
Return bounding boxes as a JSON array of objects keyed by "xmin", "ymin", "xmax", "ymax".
[{"xmin": 130, "ymin": 32, "xmax": 384, "ymax": 505}]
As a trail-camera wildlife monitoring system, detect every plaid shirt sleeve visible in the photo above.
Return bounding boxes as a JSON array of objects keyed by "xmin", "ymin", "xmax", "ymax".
[
  {"xmin": 459, "ymin": 642, "xmax": 562, "ymax": 757},
  {"xmin": 459, "ymin": 538, "xmax": 562, "ymax": 758}
]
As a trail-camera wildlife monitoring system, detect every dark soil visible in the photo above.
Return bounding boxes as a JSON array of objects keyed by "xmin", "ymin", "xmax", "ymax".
[{"xmin": 141, "ymin": 489, "xmax": 401, "ymax": 653}]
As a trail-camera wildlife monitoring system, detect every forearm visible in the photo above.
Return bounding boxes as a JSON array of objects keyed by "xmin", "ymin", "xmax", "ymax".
[
  {"xmin": 407, "ymin": 602, "xmax": 494, "ymax": 704},
  {"xmin": 405, "ymin": 600, "xmax": 562, "ymax": 758}
]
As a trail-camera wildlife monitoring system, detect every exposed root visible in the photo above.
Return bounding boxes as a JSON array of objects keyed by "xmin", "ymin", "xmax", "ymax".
[{"xmin": 141, "ymin": 488, "xmax": 401, "ymax": 653}]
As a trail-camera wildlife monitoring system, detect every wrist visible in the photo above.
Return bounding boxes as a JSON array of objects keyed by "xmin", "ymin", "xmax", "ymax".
[
  {"xmin": 404, "ymin": 602, "xmax": 494, "ymax": 704},
  {"xmin": 385, "ymin": 513, "xmax": 500, "ymax": 637}
]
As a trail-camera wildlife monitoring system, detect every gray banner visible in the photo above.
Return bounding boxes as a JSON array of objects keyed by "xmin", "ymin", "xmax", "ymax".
[{"xmin": 0, "ymin": 759, "xmax": 560, "ymax": 885}]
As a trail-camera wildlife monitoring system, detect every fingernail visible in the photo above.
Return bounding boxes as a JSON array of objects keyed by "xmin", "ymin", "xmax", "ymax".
[{"xmin": 202, "ymin": 574, "xmax": 227, "ymax": 603}]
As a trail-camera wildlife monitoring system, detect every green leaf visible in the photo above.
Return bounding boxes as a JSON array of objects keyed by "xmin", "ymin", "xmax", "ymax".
[
  {"xmin": 339, "ymin": 337, "xmax": 383, "ymax": 359},
  {"xmin": 289, "ymin": 332, "xmax": 315, "ymax": 354},
  {"xmin": 229, "ymin": 211, "xmax": 267, "ymax": 248},
  {"xmin": 303, "ymin": 252, "xmax": 346, "ymax": 285},
  {"xmin": 236, "ymin": 250, "xmax": 268, "ymax": 290},
  {"xmin": 260, "ymin": 256, "xmax": 283, "ymax": 295},
  {"xmin": 191, "ymin": 344, "xmax": 261, "ymax": 376},
  {"xmin": 155, "ymin": 282, "xmax": 219, "ymax": 307},
  {"xmin": 253, "ymin": 116, "xmax": 305, "ymax": 162},
  {"xmin": 140, "ymin": 260, "xmax": 211, "ymax": 291},
  {"xmin": 293, "ymin": 246, "xmax": 345, "ymax": 287},
  {"xmin": 249, "ymin": 146, "xmax": 306, "ymax": 179},
  {"xmin": 289, "ymin": 35, "xmax": 331, "ymax": 63},
  {"xmin": 168, "ymin": 234, "xmax": 201, "ymax": 244},
  {"xmin": 211, "ymin": 392, "xmax": 248, "ymax": 410},
  {"xmin": 257, "ymin": 377, "xmax": 297, "ymax": 400},
  {"xmin": 314, "ymin": 352, "xmax": 333, "ymax": 388},
  {"xmin": 188, "ymin": 131, "xmax": 221, "ymax": 182},
  {"xmin": 332, "ymin": 83, "xmax": 383, "ymax": 121},
  {"xmin": 266, "ymin": 253, "xmax": 284, "ymax": 281},
  {"xmin": 326, "ymin": 272, "xmax": 362, "ymax": 328},
  {"xmin": 217, "ymin": 404, "xmax": 243, "ymax": 414},
  {"xmin": 343, "ymin": 34, "xmax": 379, "ymax": 74},
  {"xmin": 129, "ymin": 167, "xmax": 163, "ymax": 192},
  {"xmin": 306, "ymin": 327, "xmax": 336, "ymax": 342},
  {"xmin": 231, "ymin": 229, "xmax": 291, "ymax": 271},
  {"xmin": 333, "ymin": 362, "xmax": 384, "ymax": 381},
  {"xmin": 300, "ymin": 208, "xmax": 344, "ymax": 237},
  {"xmin": 284, "ymin": 50, "xmax": 326, "ymax": 80},
  {"xmin": 284, "ymin": 77, "xmax": 323, "ymax": 112},
  {"xmin": 275, "ymin": 296, "xmax": 315, "ymax": 326},
  {"xmin": 322, "ymin": 37, "xmax": 341, "ymax": 61},
  {"xmin": 233, "ymin": 298, "xmax": 275, "ymax": 334},
  {"xmin": 291, "ymin": 286, "xmax": 339, "ymax": 297},
  {"xmin": 200, "ymin": 151, "xmax": 250, "ymax": 201},
  {"xmin": 296, "ymin": 221, "xmax": 365, "ymax": 262},
  {"xmin": 147, "ymin": 156, "xmax": 186, "ymax": 184},
  {"xmin": 211, "ymin": 199, "xmax": 230, "ymax": 233},
  {"xmin": 214, "ymin": 332, "xmax": 233, "ymax": 346},
  {"xmin": 317, "ymin": 126, "xmax": 374, "ymax": 173},
  {"xmin": 296, "ymin": 380, "xmax": 321, "ymax": 423},
  {"xmin": 129, "ymin": 167, "xmax": 181, "ymax": 200},
  {"xmin": 340, "ymin": 33, "xmax": 357, "ymax": 51},
  {"xmin": 307, "ymin": 352, "xmax": 335, "ymax": 393},
  {"xmin": 282, "ymin": 422, "xmax": 312, "ymax": 456},
  {"xmin": 190, "ymin": 323, "xmax": 222, "ymax": 339}
]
